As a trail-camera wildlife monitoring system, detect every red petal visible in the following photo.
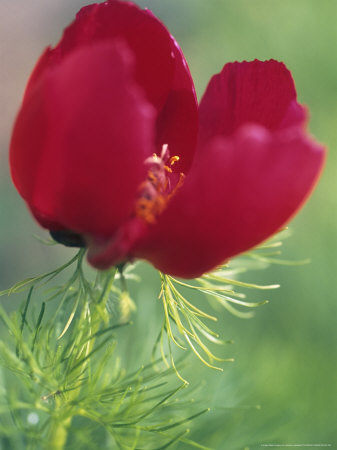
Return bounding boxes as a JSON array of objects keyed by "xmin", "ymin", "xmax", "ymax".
[
  {"xmin": 198, "ymin": 60, "xmax": 307, "ymax": 149},
  {"xmin": 10, "ymin": 42, "xmax": 155, "ymax": 236},
  {"xmin": 133, "ymin": 125, "xmax": 325, "ymax": 278},
  {"xmin": 23, "ymin": 2, "xmax": 198, "ymax": 174},
  {"xmin": 23, "ymin": 47, "xmax": 54, "ymax": 102},
  {"xmin": 86, "ymin": 217, "xmax": 147, "ymax": 270},
  {"xmin": 28, "ymin": 0, "xmax": 175, "ymax": 112},
  {"xmin": 155, "ymin": 37, "xmax": 198, "ymax": 173}
]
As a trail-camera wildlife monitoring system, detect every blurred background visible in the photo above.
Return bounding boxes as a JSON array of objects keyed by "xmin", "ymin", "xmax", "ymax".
[{"xmin": 0, "ymin": 0, "xmax": 336, "ymax": 448}]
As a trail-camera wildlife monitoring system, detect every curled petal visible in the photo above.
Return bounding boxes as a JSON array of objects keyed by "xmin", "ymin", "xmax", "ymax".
[
  {"xmin": 23, "ymin": 1, "xmax": 198, "ymax": 174},
  {"xmin": 134, "ymin": 125, "xmax": 325, "ymax": 278},
  {"xmin": 155, "ymin": 37, "xmax": 198, "ymax": 173},
  {"xmin": 10, "ymin": 42, "xmax": 155, "ymax": 236},
  {"xmin": 27, "ymin": 0, "xmax": 175, "ymax": 111},
  {"xmin": 198, "ymin": 59, "xmax": 307, "ymax": 149}
]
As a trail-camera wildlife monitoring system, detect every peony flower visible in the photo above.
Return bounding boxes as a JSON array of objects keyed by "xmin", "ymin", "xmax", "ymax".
[{"xmin": 10, "ymin": 0, "xmax": 325, "ymax": 278}]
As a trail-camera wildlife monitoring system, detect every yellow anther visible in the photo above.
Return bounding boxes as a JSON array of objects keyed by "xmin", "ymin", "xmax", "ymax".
[
  {"xmin": 169, "ymin": 155, "xmax": 180, "ymax": 166},
  {"xmin": 136, "ymin": 146, "xmax": 184, "ymax": 224},
  {"xmin": 164, "ymin": 165, "xmax": 173, "ymax": 173}
]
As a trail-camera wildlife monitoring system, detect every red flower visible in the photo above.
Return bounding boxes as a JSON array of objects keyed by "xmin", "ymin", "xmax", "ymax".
[{"xmin": 10, "ymin": 0, "xmax": 325, "ymax": 278}]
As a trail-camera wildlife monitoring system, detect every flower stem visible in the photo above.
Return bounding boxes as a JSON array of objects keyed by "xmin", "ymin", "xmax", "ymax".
[
  {"xmin": 44, "ymin": 263, "xmax": 118, "ymax": 449},
  {"xmin": 47, "ymin": 417, "xmax": 71, "ymax": 450}
]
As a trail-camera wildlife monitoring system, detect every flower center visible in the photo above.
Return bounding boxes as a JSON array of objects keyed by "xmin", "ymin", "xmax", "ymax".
[{"xmin": 135, "ymin": 144, "xmax": 185, "ymax": 224}]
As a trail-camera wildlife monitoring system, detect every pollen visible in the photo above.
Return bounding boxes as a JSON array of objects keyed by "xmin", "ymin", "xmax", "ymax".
[
  {"xmin": 165, "ymin": 155, "xmax": 180, "ymax": 174},
  {"xmin": 136, "ymin": 145, "xmax": 184, "ymax": 224}
]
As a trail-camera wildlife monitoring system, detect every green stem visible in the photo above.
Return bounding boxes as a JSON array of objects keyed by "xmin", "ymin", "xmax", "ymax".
[
  {"xmin": 44, "ymin": 261, "xmax": 118, "ymax": 449},
  {"xmin": 47, "ymin": 416, "xmax": 72, "ymax": 450}
]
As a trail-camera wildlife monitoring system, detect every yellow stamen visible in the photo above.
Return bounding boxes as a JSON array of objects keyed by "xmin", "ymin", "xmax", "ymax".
[
  {"xmin": 168, "ymin": 172, "xmax": 185, "ymax": 199},
  {"xmin": 135, "ymin": 145, "xmax": 185, "ymax": 224},
  {"xmin": 169, "ymin": 155, "xmax": 180, "ymax": 166},
  {"xmin": 164, "ymin": 165, "xmax": 173, "ymax": 173}
]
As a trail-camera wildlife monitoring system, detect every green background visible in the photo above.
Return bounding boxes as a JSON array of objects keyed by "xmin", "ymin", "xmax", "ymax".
[{"xmin": 0, "ymin": 0, "xmax": 336, "ymax": 448}]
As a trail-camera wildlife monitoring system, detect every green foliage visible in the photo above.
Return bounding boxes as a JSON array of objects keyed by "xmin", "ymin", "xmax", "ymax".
[
  {"xmin": 0, "ymin": 251, "xmax": 211, "ymax": 449},
  {"xmin": 0, "ymin": 233, "xmax": 291, "ymax": 449},
  {"xmin": 155, "ymin": 234, "xmax": 290, "ymax": 383},
  {"xmin": 0, "ymin": 231, "xmax": 290, "ymax": 450}
]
